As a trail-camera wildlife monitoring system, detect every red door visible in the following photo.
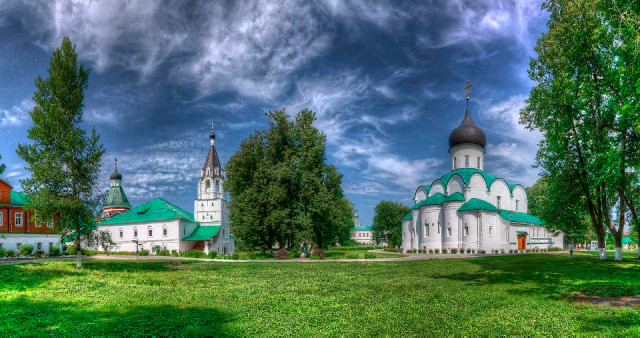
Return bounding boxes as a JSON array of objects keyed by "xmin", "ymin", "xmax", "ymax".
[{"xmin": 518, "ymin": 235, "xmax": 526, "ymax": 250}]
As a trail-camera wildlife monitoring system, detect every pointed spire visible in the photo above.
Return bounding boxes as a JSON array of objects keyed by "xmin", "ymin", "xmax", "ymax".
[
  {"xmin": 448, "ymin": 81, "xmax": 486, "ymax": 149},
  {"xmin": 210, "ymin": 120, "xmax": 215, "ymax": 146},
  {"xmin": 202, "ymin": 122, "xmax": 223, "ymax": 180}
]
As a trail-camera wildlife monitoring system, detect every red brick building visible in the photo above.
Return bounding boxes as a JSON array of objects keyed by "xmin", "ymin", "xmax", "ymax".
[{"xmin": 0, "ymin": 179, "xmax": 61, "ymax": 253}]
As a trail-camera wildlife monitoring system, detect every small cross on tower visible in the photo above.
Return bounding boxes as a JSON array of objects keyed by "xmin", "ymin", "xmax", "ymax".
[
  {"xmin": 114, "ymin": 157, "xmax": 118, "ymax": 170},
  {"xmin": 465, "ymin": 80, "xmax": 472, "ymax": 101}
]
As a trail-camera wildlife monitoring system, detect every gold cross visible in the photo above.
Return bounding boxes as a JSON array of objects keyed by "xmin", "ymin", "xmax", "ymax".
[
  {"xmin": 114, "ymin": 157, "xmax": 118, "ymax": 170},
  {"xmin": 465, "ymin": 80, "xmax": 472, "ymax": 101}
]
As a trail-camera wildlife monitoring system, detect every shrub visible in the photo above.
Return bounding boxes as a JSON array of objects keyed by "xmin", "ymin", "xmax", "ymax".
[
  {"xmin": 139, "ymin": 249, "xmax": 150, "ymax": 256},
  {"xmin": 49, "ymin": 246, "xmax": 60, "ymax": 256},
  {"xmin": 0, "ymin": 247, "xmax": 5, "ymax": 257},
  {"xmin": 346, "ymin": 253, "xmax": 360, "ymax": 259},
  {"xmin": 7, "ymin": 250, "xmax": 16, "ymax": 257},
  {"xmin": 181, "ymin": 250, "xmax": 205, "ymax": 258},
  {"xmin": 248, "ymin": 252, "xmax": 257, "ymax": 260},
  {"xmin": 207, "ymin": 251, "xmax": 218, "ymax": 259},
  {"xmin": 429, "ymin": 249, "xmax": 433, "ymax": 254},
  {"xmin": 66, "ymin": 245, "xmax": 77, "ymax": 255},
  {"xmin": 312, "ymin": 248, "xmax": 325, "ymax": 258},
  {"xmin": 434, "ymin": 249, "xmax": 439, "ymax": 254},
  {"xmin": 156, "ymin": 250, "xmax": 171, "ymax": 256},
  {"xmin": 364, "ymin": 252, "xmax": 376, "ymax": 259},
  {"xmin": 274, "ymin": 248, "xmax": 288, "ymax": 259},
  {"xmin": 231, "ymin": 253, "xmax": 239, "ymax": 260},
  {"xmin": 549, "ymin": 247, "xmax": 561, "ymax": 251},
  {"xmin": 35, "ymin": 250, "xmax": 45, "ymax": 257},
  {"xmin": 480, "ymin": 250, "xmax": 486, "ymax": 254},
  {"xmin": 172, "ymin": 250, "xmax": 180, "ymax": 257},
  {"xmin": 383, "ymin": 247, "xmax": 396, "ymax": 252},
  {"xmin": 465, "ymin": 249, "xmax": 470, "ymax": 254},
  {"xmin": 451, "ymin": 249, "xmax": 458, "ymax": 254},
  {"xmin": 19, "ymin": 244, "xmax": 34, "ymax": 256}
]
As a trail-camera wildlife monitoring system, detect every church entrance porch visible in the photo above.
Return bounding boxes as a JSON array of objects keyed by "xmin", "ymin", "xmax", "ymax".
[{"xmin": 517, "ymin": 233, "xmax": 527, "ymax": 251}]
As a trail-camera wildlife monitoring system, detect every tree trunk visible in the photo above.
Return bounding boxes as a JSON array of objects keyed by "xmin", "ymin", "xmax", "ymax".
[
  {"xmin": 597, "ymin": 235, "xmax": 607, "ymax": 260},
  {"xmin": 615, "ymin": 236, "xmax": 623, "ymax": 262},
  {"xmin": 260, "ymin": 247, "xmax": 265, "ymax": 255}
]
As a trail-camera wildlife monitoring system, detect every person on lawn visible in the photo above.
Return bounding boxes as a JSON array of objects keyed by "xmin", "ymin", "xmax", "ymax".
[{"xmin": 569, "ymin": 243, "xmax": 574, "ymax": 257}]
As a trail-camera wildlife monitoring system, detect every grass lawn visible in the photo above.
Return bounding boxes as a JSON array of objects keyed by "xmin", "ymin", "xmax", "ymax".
[
  {"xmin": 231, "ymin": 249, "xmax": 403, "ymax": 260},
  {"xmin": 1, "ymin": 254, "xmax": 640, "ymax": 335}
]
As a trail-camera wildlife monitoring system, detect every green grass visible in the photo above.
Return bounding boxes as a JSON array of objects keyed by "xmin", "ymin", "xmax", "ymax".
[{"xmin": 1, "ymin": 254, "xmax": 640, "ymax": 335}]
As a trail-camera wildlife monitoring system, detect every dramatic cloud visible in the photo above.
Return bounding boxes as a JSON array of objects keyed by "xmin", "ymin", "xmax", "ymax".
[{"xmin": 0, "ymin": 99, "xmax": 34, "ymax": 127}]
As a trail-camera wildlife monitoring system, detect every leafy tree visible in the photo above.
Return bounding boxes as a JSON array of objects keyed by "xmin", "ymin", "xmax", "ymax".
[
  {"xmin": 0, "ymin": 153, "xmax": 5, "ymax": 176},
  {"xmin": 226, "ymin": 108, "xmax": 352, "ymax": 253},
  {"xmin": 16, "ymin": 37, "xmax": 109, "ymax": 268},
  {"xmin": 521, "ymin": 0, "xmax": 640, "ymax": 260},
  {"xmin": 372, "ymin": 200, "xmax": 410, "ymax": 247}
]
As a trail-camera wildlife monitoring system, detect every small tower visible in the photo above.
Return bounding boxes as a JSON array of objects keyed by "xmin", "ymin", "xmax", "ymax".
[
  {"xmin": 194, "ymin": 123, "xmax": 228, "ymax": 223},
  {"xmin": 101, "ymin": 158, "xmax": 132, "ymax": 220},
  {"xmin": 448, "ymin": 81, "xmax": 486, "ymax": 171}
]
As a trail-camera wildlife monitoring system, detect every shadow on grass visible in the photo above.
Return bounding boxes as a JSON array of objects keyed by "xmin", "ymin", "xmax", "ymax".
[
  {"xmin": 0, "ymin": 262, "xmax": 89, "ymax": 292},
  {"xmin": 0, "ymin": 296, "xmax": 232, "ymax": 336}
]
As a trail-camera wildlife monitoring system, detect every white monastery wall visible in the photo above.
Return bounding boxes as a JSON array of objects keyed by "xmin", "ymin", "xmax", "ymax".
[
  {"xmin": 446, "ymin": 175, "xmax": 464, "ymax": 195},
  {"xmin": 489, "ymin": 180, "xmax": 511, "ymax": 210},
  {"xmin": 449, "ymin": 145, "xmax": 484, "ymax": 170},
  {"xmin": 466, "ymin": 174, "xmax": 488, "ymax": 201},
  {"xmin": 429, "ymin": 182, "xmax": 445, "ymax": 196}
]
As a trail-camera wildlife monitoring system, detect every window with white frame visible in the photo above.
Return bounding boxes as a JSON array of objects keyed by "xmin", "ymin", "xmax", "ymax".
[
  {"xmin": 454, "ymin": 157, "xmax": 457, "ymax": 169},
  {"xmin": 489, "ymin": 226, "xmax": 493, "ymax": 236},
  {"xmin": 424, "ymin": 220, "xmax": 429, "ymax": 236},
  {"xmin": 447, "ymin": 227, "xmax": 452, "ymax": 237},
  {"xmin": 35, "ymin": 217, "xmax": 43, "ymax": 228},
  {"xmin": 464, "ymin": 223, "xmax": 469, "ymax": 236},
  {"xmin": 133, "ymin": 228, "xmax": 138, "ymax": 237},
  {"xmin": 515, "ymin": 200, "xmax": 519, "ymax": 211},
  {"xmin": 47, "ymin": 219, "xmax": 53, "ymax": 228},
  {"xmin": 437, "ymin": 221, "xmax": 440, "ymax": 234},
  {"xmin": 465, "ymin": 155, "xmax": 469, "ymax": 167},
  {"xmin": 15, "ymin": 212, "xmax": 22, "ymax": 227},
  {"xmin": 477, "ymin": 157, "xmax": 480, "ymax": 169},
  {"xmin": 496, "ymin": 196, "xmax": 501, "ymax": 209},
  {"xmin": 148, "ymin": 227, "xmax": 153, "ymax": 237},
  {"xmin": 163, "ymin": 225, "xmax": 168, "ymax": 237},
  {"xmin": 37, "ymin": 242, "xmax": 42, "ymax": 250},
  {"xmin": 0, "ymin": 212, "xmax": 3, "ymax": 227},
  {"xmin": 119, "ymin": 229, "xmax": 123, "ymax": 238}
]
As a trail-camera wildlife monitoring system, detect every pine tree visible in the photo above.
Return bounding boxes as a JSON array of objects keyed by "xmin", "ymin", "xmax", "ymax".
[{"xmin": 16, "ymin": 37, "xmax": 106, "ymax": 268}]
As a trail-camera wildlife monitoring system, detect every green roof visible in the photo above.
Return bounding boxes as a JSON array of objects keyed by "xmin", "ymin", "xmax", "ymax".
[
  {"xmin": 0, "ymin": 191, "xmax": 28, "ymax": 206},
  {"xmin": 99, "ymin": 198, "xmax": 195, "ymax": 225},
  {"xmin": 444, "ymin": 192, "xmax": 465, "ymax": 202},
  {"xmin": 104, "ymin": 185, "xmax": 132, "ymax": 209},
  {"xmin": 604, "ymin": 235, "xmax": 637, "ymax": 244},
  {"xmin": 412, "ymin": 193, "xmax": 445, "ymax": 209},
  {"xmin": 352, "ymin": 226, "xmax": 372, "ymax": 231},
  {"xmin": 498, "ymin": 210, "xmax": 545, "ymax": 225},
  {"xmin": 458, "ymin": 198, "xmax": 498, "ymax": 212},
  {"xmin": 436, "ymin": 168, "xmax": 497, "ymax": 190},
  {"xmin": 402, "ymin": 212, "xmax": 413, "ymax": 220},
  {"xmin": 183, "ymin": 225, "xmax": 221, "ymax": 241}
]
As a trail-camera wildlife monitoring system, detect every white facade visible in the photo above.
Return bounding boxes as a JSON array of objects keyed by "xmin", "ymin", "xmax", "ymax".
[{"xmin": 0, "ymin": 233, "xmax": 61, "ymax": 254}]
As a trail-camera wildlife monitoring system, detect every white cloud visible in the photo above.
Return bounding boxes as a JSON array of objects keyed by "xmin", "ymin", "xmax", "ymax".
[{"xmin": 0, "ymin": 99, "xmax": 34, "ymax": 126}]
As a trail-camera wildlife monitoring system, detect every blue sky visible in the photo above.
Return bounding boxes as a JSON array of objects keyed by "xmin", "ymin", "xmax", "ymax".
[{"xmin": 0, "ymin": 0, "xmax": 548, "ymax": 225}]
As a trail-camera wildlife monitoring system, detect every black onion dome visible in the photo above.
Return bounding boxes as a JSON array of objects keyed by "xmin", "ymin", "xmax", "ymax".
[
  {"xmin": 448, "ymin": 109, "xmax": 486, "ymax": 148},
  {"xmin": 110, "ymin": 168, "xmax": 122, "ymax": 180}
]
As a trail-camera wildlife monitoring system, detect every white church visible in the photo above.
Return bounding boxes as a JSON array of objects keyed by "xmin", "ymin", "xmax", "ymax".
[
  {"xmin": 401, "ymin": 83, "xmax": 563, "ymax": 253},
  {"xmin": 96, "ymin": 125, "xmax": 235, "ymax": 255}
]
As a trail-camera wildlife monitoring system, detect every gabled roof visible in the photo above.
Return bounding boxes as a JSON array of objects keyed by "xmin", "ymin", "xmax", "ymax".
[
  {"xmin": 412, "ymin": 193, "xmax": 445, "ymax": 209},
  {"xmin": 444, "ymin": 192, "xmax": 465, "ymax": 202},
  {"xmin": 99, "ymin": 198, "xmax": 195, "ymax": 225},
  {"xmin": 0, "ymin": 191, "xmax": 27, "ymax": 207},
  {"xmin": 498, "ymin": 210, "xmax": 544, "ymax": 225},
  {"xmin": 104, "ymin": 185, "xmax": 131, "ymax": 209},
  {"xmin": 352, "ymin": 226, "xmax": 372, "ymax": 231},
  {"xmin": 458, "ymin": 198, "xmax": 497, "ymax": 212},
  {"xmin": 402, "ymin": 212, "xmax": 413, "ymax": 220},
  {"xmin": 183, "ymin": 225, "xmax": 221, "ymax": 241}
]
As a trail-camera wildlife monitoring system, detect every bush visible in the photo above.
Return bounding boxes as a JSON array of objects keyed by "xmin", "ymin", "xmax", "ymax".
[
  {"xmin": 35, "ymin": 250, "xmax": 45, "ymax": 257},
  {"xmin": 434, "ymin": 249, "xmax": 439, "ymax": 254},
  {"xmin": 171, "ymin": 250, "xmax": 179, "ymax": 257},
  {"xmin": 429, "ymin": 249, "xmax": 433, "ymax": 254},
  {"xmin": 451, "ymin": 249, "xmax": 458, "ymax": 254},
  {"xmin": 465, "ymin": 249, "xmax": 470, "ymax": 254},
  {"xmin": 549, "ymin": 247, "xmax": 561, "ymax": 252},
  {"xmin": 248, "ymin": 252, "xmax": 257, "ymax": 260},
  {"xmin": 312, "ymin": 248, "xmax": 325, "ymax": 258},
  {"xmin": 156, "ymin": 250, "xmax": 171, "ymax": 256},
  {"xmin": 480, "ymin": 250, "xmax": 486, "ymax": 254},
  {"xmin": 383, "ymin": 247, "xmax": 396, "ymax": 252},
  {"xmin": 139, "ymin": 249, "xmax": 150, "ymax": 256},
  {"xmin": 443, "ymin": 249, "xmax": 448, "ymax": 254},
  {"xmin": 231, "ymin": 253, "xmax": 239, "ymax": 260},
  {"xmin": 0, "ymin": 247, "xmax": 5, "ymax": 257},
  {"xmin": 346, "ymin": 253, "xmax": 360, "ymax": 259},
  {"xmin": 274, "ymin": 248, "xmax": 288, "ymax": 259},
  {"xmin": 7, "ymin": 250, "xmax": 16, "ymax": 257},
  {"xmin": 66, "ymin": 245, "xmax": 77, "ymax": 255},
  {"xmin": 207, "ymin": 251, "xmax": 218, "ymax": 259},
  {"xmin": 19, "ymin": 244, "xmax": 34, "ymax": 256},
  {"xmin": 49, "ymin": 246, "xmax": 60, "ymax": 256},
  {"xmin": 364, "ymin": 252, "xmax": 376, "ymax": 259},
  {"xmin": 181, "ymin": 250, "xmax": 205, "ymax": 258}
]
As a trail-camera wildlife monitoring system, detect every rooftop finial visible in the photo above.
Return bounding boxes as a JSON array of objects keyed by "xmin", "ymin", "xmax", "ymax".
[
  {"xmin": 210, "ymin": 120, "xmax": 215, "ymax": 145},
  {"xmin": 465, "ymin": 80, "xmax": 472, "ymax": 110},
  {"xmin": 114, "ymin": 157, "xmax": 118, "ymax": 170}
]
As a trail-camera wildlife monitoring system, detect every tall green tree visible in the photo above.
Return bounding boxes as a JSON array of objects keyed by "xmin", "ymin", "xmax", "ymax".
[
  {"xmin": 226, "ymin": 108, "xmax": 352, "ymax": 253},
  {"xmin": 372, "ymin": 200, "xmax": 409, "ymax": 247},
  {"xmin": 0, "ymin": 154, "xmax": 5, "ymax": 176},
  {"xmin": 16, "ymin": 37, "xmax": 107, "ymax": 268},
  {"xmin": 521, "ymin": 0, "xmax": 640, "ymax": 260}
]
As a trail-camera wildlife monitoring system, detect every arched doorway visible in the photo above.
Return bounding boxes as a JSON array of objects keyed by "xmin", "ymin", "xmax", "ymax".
[{"xmin": 517, "ymin": 233, "xmax": 527, "ymax": 250}]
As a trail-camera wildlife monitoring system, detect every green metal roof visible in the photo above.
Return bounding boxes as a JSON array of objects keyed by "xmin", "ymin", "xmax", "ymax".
[
  {"xmin": 402, "ymin": 212, "xmax": 413, "ymax": 220},
  {"xmin": 104, "ymin": 185, "xmax": 132, "ymax": 209},
  {"xmin": 498, "ymin": 210, "xmax": 545, "ymax": 225},
  {"xmin": 183, "ymin": 225, "xmax": 221, "ymax": 241},
  {"xmin": 444, "ymin": 192, "xmax": 465, "ymax": 202},
  {"xmin": 0, "ymin": 191, "xmax": 28, "ymax": 207},
  {"xmin": 458, "ymin": 198, "xmax": 498, "ymax": 212},
  {"xmin": 436, "ymin": 168, "xmax": 497, "ymax": 190},
  {"xmin": 604, "ymin": 235, "xmax": 637, "ymax": 244},
  {"xmin": 99, "ymin": 198, "xmax": 195, "ymax": 225},
  {"xmin": 352, "ymin": 226, "xmax": 372, "ymax": 231},
  {"xmin": 412, "ymin": 193, "xmax": 445, "ymax": 209}
]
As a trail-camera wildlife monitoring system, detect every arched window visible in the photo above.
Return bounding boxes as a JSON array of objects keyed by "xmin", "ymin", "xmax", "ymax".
[
  {"xmin": 477, "ymin": 157, "xmax": 480, "ymax": 169},
  {"xmin": 206, "ymin": 180, "xmax": 211, "ymax": 190},
  {"xmin": 215, "ymin": 181, "xmax": 220, "ymax": 193},
  {"xmin": 454, "ymin": 157, "xmax": 457, "ymax": 169},
  {"xmin": 464, "ymin": 155, "xmax": 469, "ymax": 167}
]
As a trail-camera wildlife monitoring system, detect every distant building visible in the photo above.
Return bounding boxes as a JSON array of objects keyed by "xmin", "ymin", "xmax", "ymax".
[
  {"xmin": 401, "ymin": 83, "xmax": 563, "ymax": 253},
  {"xmin": 350, "ymin": 212, "xmax": 376, "ymax": 244},
  {"xmin": 100, "ymin": 160, "xmax": 132, "ymax": 221},
  {"xmin": 0, "ymin": 179, "xmax": 60, "ymax": 253},
  {"xmin": 96, "ymin": 125, "xmax": 234, "ymax": 255}
]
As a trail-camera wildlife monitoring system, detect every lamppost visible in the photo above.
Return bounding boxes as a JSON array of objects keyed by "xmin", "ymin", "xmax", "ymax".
[{"xmin": 132, "ymin": 239, "xmax": 140, "ymax": 260}]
